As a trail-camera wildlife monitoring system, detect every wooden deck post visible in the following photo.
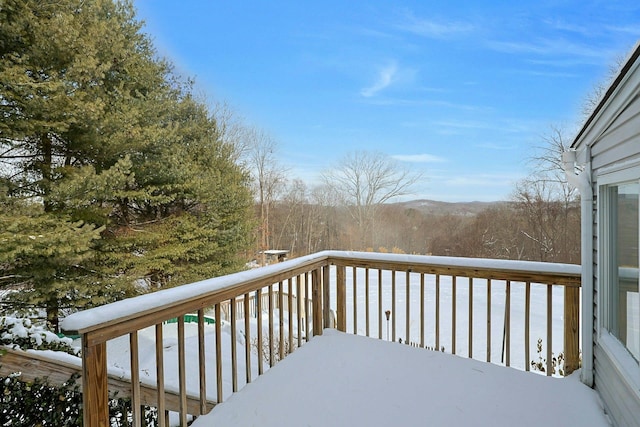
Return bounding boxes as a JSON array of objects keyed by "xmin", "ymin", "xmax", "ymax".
[
  {"xmin": 82, "ymin": 336, "xmax": 108, "ymax": 427},
  {"xmin": 564, "ymin": 286, "xmax": 580, "ymax": 375},
  {"xmin": 312, "ymin": 268, "xmax": 323, "ymax": 336},
  {"xmin": 336, "ymin": 265, "xmax": 346, "ymax": 332}
]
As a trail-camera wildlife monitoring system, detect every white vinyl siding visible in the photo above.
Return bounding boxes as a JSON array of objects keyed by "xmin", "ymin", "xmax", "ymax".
[{"xmin": 573, "ymin": 44, "xmax": 640, "ymax": 426}]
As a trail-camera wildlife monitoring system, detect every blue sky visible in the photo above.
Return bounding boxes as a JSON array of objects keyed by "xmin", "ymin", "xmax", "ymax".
[{"xmin": 134, "ymin": 1, "xmax": 640, "ymax": 202}]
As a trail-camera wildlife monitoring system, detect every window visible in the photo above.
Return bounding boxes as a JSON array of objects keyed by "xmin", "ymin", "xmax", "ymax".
[{"xmin": 602, "ymin": 181, "xmax": 640, "ymax": 362}]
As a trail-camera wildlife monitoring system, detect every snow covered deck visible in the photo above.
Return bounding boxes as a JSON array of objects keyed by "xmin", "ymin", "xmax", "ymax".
[
  {"xmin": 193, "ymin": 329, "xmax": 608, "ymax": 427},
  {"xmin": 62, "ymin": 251, "xmax": 586, "ymax": 426}
]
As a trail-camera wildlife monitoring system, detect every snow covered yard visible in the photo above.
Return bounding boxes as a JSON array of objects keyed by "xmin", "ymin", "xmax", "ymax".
[{"xmin": 192, "ymin": 329, "xmax": 609, "ymax": 427}]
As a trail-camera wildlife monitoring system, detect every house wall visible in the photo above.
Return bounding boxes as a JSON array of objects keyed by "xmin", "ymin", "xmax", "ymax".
[
  {"xmin": 590, "ymin": 93, "xmax": 640, "ymax": 170},
  {"xmin": 573, "ymin": 46, "xmax": 640, "ymax": 427},
  {"xmin": 594, "ymin": 344, "xmax": 640, "ymax": 426}
]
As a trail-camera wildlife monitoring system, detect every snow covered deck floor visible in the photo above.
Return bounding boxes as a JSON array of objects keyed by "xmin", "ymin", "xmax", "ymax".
[{"xmin": 192, "ymin": 329, "xmax": 609, "ymax": 427}]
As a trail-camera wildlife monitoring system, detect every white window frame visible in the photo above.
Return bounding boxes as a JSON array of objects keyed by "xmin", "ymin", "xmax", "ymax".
[{"xmin": 598, "ymin": 165, "xmax": 640, "ymax": 391}]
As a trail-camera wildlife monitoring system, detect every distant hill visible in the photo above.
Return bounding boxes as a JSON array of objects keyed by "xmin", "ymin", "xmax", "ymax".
[{"xmin": 390, "ymin": 199, "xmax": 508, "ymax": 216}]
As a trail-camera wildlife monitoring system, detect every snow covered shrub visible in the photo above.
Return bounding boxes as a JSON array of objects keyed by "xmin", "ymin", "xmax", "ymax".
[{"xmin": 0, "ymin": 316, "xmax": 78, "ymax": 355}]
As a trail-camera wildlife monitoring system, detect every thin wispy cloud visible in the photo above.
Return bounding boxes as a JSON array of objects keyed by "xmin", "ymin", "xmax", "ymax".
[
  {"xmin": 544, "ymin": 19, "xmax": 593, "ymax": 37},
  {"xmin": 396, "ymin": 10, "xmax": 474, "ymax": 39},
  {"xmin": 433, "ymin": 119, "xmax": 491, "ymax": 130},
  {"xmin": 443, "ymin": 173, "xmax": 520, "ymax": 187},
  {"xmin": 487, "ymin": 38, "xmax": 614, "ymax": 64},
  {"xmin": 475, "ymin": 143, "xmax": 515, "ymax": 151},
  {"xmin": 352, "ymin": 26, "xmax": 398, "ymax": 40},
  {"xmin": 392, "ymin": 154, "xmax": 446, "ymax": 163},
  {"xmin": 606, "ymin": 25, "xmax": 640, "ymax": 36},
  {"xmin": 362, "ymin": 97, "xmax": 489, "ymax": 112},
  {"xmin": 515, "ymin": 69, "xmax": 579, "ymax": 78},
  {"xmin": 361, "ymin": 62, "xmax": 398, "ymax": 97},
  {"xmin": 526, "ymin": 58, "xmax": 594, "ymax": 68}
]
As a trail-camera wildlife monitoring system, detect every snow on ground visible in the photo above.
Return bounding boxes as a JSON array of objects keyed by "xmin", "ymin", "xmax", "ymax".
[{"xmin": 192, "ymin": 329, "xmax": 609, "ymax": 427}]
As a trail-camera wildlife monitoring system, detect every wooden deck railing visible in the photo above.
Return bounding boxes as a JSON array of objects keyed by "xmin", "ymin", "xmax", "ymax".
[
  {"xmin": 60, "ymin": 251, "xmax": 581, "ymax": 427},
  {"xmin": 217, "ymin": 290, "xmax": 307, "ymax": 323}
]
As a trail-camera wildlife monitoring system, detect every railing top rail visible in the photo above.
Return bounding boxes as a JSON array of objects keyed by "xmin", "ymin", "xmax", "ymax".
[
  {"xmin": 61, "ymin": 252, "xmax": 332, "ymax": 337},
  {"xmin": 61, "ymin": 250, "xmax": 581, "ymax": 342},
  {"xmin": 324, "ymin": 251, "xmax": 581, "ymax": 277}
]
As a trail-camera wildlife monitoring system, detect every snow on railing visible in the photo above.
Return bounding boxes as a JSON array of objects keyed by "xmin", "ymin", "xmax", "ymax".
[{"xmin": 61, "ymin": 251, "xmax": 581, "ymax": 427}]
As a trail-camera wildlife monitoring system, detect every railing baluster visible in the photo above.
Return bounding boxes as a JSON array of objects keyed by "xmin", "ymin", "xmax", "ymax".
[
  {"xmin": 155, "ymin": 324, "xmax": 166, "ymax": 427},
  {"xmin": 452, "ymin": 275, "xmax": 457, "ymax": 355},
  {"xmin": 288, "ymin": 278, "xmax": 294, "ymax": 354},
  {"xmin": 525, "ymin": 282, "xmax": 531, "ymax": 372},
  {"xmin": 297, "ymin": 275, "xmax": 302, "ymax": 348},
  {"xmin": 546, "ymin": 284, "xmax": 552, "ymax": 376},
  {"xmin": 378, "ymin": 269, "xmax": 383, "ymax": 339},
  {"xmin": 129, "ymin": 331, "xmax": 141, "ymax": 427},
  {"xmin": 178, "ymin": 316, "xmax": 188, "ymax": 425},
  {"xmin": 468, "ymin": 277, "xmax": 473, "ymax": 358},
  {"xmin": 392, "ymin": 270, "xmax": 396, "ymax": 342},
  {"xmin": 322, "ymin": 265, "xmax": 331, "ymax": 329},
  {"xmin": 305, "ymin": 272, "xmax": 311, "ymax": 342},
  {"xmin": 197, "ymin": 309, "xmax": 207, "ymax": 414},
  {"xmin": 215, "ymin": 304, "xmax": 223, "ymax": 403},
  {"xmin": 231, "ymin": 298, "xmax": 238, "ymax": 392},
  {"xmin": 279, "ymin": 281, "xmax": 285, "ymax": 361},
  {"xmin": 435, "ymin": 274, "xmax": 440, "ymax": 351},
  {"xmin": 487, "ymin": 279, "xmax": 492, "ymax": 363},
  {"xmin": 268, "ymin": 284, "xmax": 274, "ymax": 368},
  {"xmin": 258, "ymin": 287, "xmax": 264, "ymax": 375},
  {"xmin": 312, "ymin": 268, "xmax": 323, "ymax": 336},
  {"xmin": 406, "ymin": 270, "xmax": 410, "ymax": 344},
  {"xmin": 244, "ymin": 293, "xmax": 252, "ymax": 384},
  {"xmin": 353, "ymin": 266, "xmax": 358, "ymax": 334},
  {"xmin": 504, "ymin": 281, "xmax": 511, "ymax": 367},
  {"xmin": 337, "ymin": 265, "xmax": 346, "ymax": 332},
  {"xmin": 365, "ymin": 268, "xmax": 370, "ymax": 337},
  {"xmin": 420, "ymin": 273, "xmax": 425, "ymax": 348}
]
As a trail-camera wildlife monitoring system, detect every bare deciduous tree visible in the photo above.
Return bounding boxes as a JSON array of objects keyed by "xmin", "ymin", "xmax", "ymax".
[
  {"xmin": 322, "ymin": 151, "xmax": 421, "ymax": 249},
  {"xmin": 511, "ymin": 124, "xmax": 581, "ymax": 263},
  {"xmin": 244, "ymin": 129, "xmax": 287, "ymax": 265},
  {"xmin": 212, "ymin": 101, "xmax": 251, "ymax": 162},
  {"xmin": 310, "ymin": 183, "xmax": 343, "ymax": 251},
  {"xmin": 581, "ymin": 53, "xmax": 628, "ymax": 120}
]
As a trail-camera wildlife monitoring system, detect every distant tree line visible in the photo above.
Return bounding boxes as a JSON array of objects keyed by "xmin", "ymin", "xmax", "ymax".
[
  {"xmin": 266, "ymin": 187, "xmax": 580, "ymax": 264},
  {"xmin": 257, "ymin": 132, "xmax": 580, "ymax": 264}
]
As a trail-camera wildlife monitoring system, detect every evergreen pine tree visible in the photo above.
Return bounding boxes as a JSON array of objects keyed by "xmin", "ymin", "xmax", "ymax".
[{"xmin": 0, "ymin": 0, "xmax": 255, "ymax": 328}]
